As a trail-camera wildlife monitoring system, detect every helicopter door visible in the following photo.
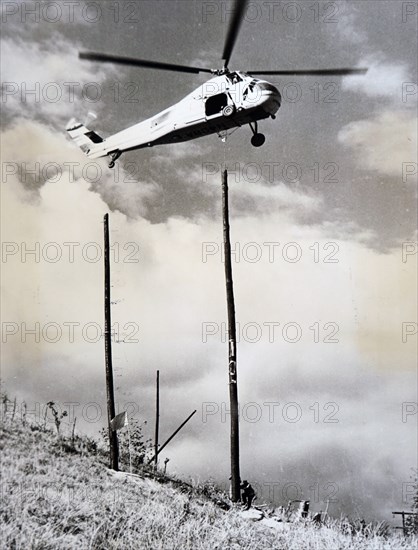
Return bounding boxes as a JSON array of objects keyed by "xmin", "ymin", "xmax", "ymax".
[{"xmin": 205, "ymin": 93, "xmax": 228, "ymax": 117}]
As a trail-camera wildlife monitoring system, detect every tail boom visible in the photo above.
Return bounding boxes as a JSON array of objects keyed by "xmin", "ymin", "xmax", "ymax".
[{"xmin": 66, "ymin": 119, "xmax": 109, "ymax": 159}]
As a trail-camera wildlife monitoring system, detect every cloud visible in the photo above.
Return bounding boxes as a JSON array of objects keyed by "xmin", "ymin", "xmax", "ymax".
[
  {"xmin": 1, "ymin": 118, "xmax": 161, "ymax": 214},
  {"xmin": 333, "ymin": 2, "xmax": 368, "ymax": 45},
  {"xmin": 1, "ymin": 35, "xmax": 121, "ymax": 123},
  {"xmin": 338, "ymin": 110, "xmax": 417, "ymax": 180},
  {"xmin": 229, "ymin": 179, "xmax": 322, "ymax": 215},
  {"xmin": 0, "ymin": 0, "xmax": 94, "ymax": 32},
  {"xmin": 342, "ymin": 57, "xmax": 410, "ymax": 100}
]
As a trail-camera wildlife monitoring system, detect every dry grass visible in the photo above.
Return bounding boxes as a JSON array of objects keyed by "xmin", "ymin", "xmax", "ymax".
[{"xmin": 0, "ymin": 417, "xmax": 416, "ymax": 550}]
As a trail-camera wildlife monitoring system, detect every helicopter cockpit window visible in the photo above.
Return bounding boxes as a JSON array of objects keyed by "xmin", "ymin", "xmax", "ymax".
[
  {"xmin": 226, "ymin": 72, "xmax": 242, "ymax": 84},
  {"xmin": 205, "ymin": 93, "xmax": 228, "ymax": 116},
  {"xmin": 243, "ymin": 80, "xmax": 256, "ymax": 99}
]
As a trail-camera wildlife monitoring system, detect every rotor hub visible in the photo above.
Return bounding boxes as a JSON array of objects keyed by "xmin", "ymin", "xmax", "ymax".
[{"xmin": 212, "ymin": 67, "xmax": 229, "ymax": 76}]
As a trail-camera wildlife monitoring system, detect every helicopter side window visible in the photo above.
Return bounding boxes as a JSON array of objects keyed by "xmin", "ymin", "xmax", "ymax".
[{"xmin": 205, "ymin": 93, "xmax": 228, "ymax": 116}]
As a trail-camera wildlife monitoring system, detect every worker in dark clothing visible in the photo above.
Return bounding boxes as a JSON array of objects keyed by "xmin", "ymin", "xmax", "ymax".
[
  {"xmin": 312, "ymin": 511, "xmax": 322, "ymax": 527},
  {"xmin": 301, "ymin": 500, "xmax": 310, "ymax": 518},
  {"xmin": 240, "ymin": 480, "xmax": 256, "ymax": 510}
]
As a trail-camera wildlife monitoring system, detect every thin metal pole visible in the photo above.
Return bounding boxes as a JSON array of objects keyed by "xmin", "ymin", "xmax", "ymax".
[
  {"xmin": 154, "ymin": 370, "xmax": 160, "ymax": 470},
  {"xmin": 222, "ymin": 169, "xmax": 240, "ymax": 502},
  {"xmin": 127, "ymin": 418, "xmax": 133, "ymax": 473},
  {"xmin": 71, "ymin": 417, "xmax": 77, "ymax": 447},
  {"xmin": 148, "ymin": 410, "xmax": 196, "ymax": 464},
  {"xmin": 104, "ymin": 213, "xmax": 119, "ymax": 471}
]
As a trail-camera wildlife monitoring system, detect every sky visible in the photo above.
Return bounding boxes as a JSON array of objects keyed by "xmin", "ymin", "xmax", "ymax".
[{"xmin": 1, "ymin": 0, "xmax": 417, "ymax": 522}]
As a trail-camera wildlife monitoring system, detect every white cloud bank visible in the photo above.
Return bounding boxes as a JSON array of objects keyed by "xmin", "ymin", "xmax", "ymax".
[
  {"xmin": 1, "ymin": 119, "xmax": 417, "ymax": 521},
  {"xmin": 342, "ymin": 57, "xmax": 411, "ymax": 101},
  {"xmin": 1, "ymin": 36, "xmax": 120, "ymax": 121},
  {"xmin": 338, "ymin": 110, "xmax": 417, "ymax": 180}
]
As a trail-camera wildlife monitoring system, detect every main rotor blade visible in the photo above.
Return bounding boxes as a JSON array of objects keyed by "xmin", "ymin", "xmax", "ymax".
[
  {"xmin": 79, "ymin": 52, "xmax": 213, "ymax": 74},
  {"xmin": 222, "ymin": 0, "xmax": 249, "ymax": 69},
  {"xmin": 248, "ymin": 68, "xmax": 368, "ymax": 76}
]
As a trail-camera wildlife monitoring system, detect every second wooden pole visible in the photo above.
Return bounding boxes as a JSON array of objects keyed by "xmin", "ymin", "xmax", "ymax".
[{"xmin": 222, "ymin": 170, "xmax": 241, "ymax": 502}]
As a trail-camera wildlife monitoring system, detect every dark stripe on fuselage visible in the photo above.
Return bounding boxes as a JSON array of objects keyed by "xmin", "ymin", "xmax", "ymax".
[{"xmin": 156, "ymin": 107, "xmax": 271, "ymax": 145}]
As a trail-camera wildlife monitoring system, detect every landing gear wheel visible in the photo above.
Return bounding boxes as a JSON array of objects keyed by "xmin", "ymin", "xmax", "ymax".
[
  {"xmin": 108, "ymin": 150, "xmax": 122, "ymax": 168},
  {"xmin": 222, "ymin": 105, "xmax": 235, "ymax": 117},
  {"xmin": 251, "ymin": 133, "xmax": 266, "ymax": 147}
]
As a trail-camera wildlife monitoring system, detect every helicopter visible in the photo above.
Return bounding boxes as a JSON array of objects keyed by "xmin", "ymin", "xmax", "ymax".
[{"xmin": 67, "ymin": 0, "xmax": 367, "ymax": 168}]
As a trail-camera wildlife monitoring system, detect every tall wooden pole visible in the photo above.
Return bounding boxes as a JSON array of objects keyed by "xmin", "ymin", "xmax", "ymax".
[
  {"xmin": 104, "ymin": 213, "xmax": 119, "ymax": 471},
  {"xmin": 222, "ymin": 170, "xmax": 240, "ymax": 502},
  {"xmin": 154, "ymin": 370, "xmax": 160, "ymax": 470}
]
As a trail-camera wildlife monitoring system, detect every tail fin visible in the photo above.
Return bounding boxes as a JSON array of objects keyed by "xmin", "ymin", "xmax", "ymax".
[{"xmin": 66, "ymin": 118, "xmax": 106, "ymax": 157}]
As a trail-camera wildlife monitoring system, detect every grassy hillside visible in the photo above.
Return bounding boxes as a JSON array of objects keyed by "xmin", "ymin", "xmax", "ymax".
[{"xmin": 0, "ymin": 417, "xmax": 416, "ymax": 549}]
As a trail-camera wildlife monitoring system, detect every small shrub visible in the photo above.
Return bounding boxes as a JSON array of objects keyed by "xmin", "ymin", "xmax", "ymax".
[
  {"xmin": 46, "ymin": 401, "xmax": 68, "ymax": 434},
  {"xmin": 405, "ymin": 470, "xmax": 418, "ymax": 535},
  {"xmin": 100, "ymin": 419, "xmax": 152, "ymax": 473}
]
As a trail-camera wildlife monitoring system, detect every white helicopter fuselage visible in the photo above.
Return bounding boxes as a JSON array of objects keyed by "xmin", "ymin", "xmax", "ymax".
[{"xmin": 67, "ymin": 72, "xmax": 281, "ymax": 160}]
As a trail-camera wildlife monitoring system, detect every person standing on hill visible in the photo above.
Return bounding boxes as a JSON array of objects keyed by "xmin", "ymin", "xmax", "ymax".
[{"xmin": 240, "ymin": 480, "xmax": 256, "ymax": 510}]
